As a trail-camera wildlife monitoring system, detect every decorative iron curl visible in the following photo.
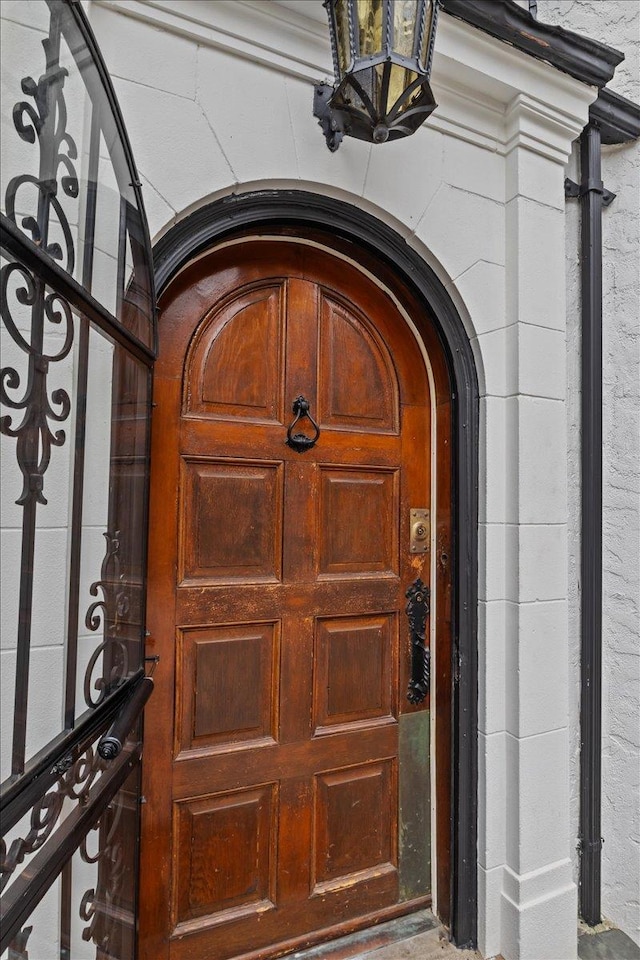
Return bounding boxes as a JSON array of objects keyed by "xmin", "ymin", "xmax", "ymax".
[
  {"xmin": 80, "ymin": 797, "xmax": 124, "ymax": 866},
  {"xmin": 1, "ymin": 9, "xmax": 79, "ymax": 507},
  {"xmin": 0, "ymin": 792, "xmax": 63, "ymax": 893},
  {"xmin": 5, "ymin": 177, "xmax": 76, "ymax": 275},
  {"xmin": 0, "ymin": 746, "xmax": 106, "ymax": 892},
  {"xmin": 0, "ymin": 264, "xmax": 74, "ymax": 506},
  {"xmin": 84, "ymin": 532, "xmax": 131, "ymax": 709},
  {"xmin": 6, "ymin": 924, "xmax": 32, "ymax": 960},
  {"xmin": 79, "ymin": 787, "xmax": 127, "ymax": 949},
  {"xmin": 6, "ymin": 30, "xmax": 79, "ymax": 274}
]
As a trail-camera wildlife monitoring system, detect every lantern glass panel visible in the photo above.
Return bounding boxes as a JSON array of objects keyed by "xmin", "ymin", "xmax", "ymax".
[
  {"xmin": 373, "ymin": 61, "xmax": 385, "ymax": 112},
  {"xmin": 393, "ymin": 0, "xmax": 418, "ymax": 59},
  {"xmin": 388, "ymin": 66, "xmax": 419, "ymax": 114},
  {"xmin": 419, "ymin": 0, "xmax": 435, "ymax": 69},
  {"xmin": 357, "ymin": 0, "xmax": 384, "ymax": 57},
  {"xmin": 335, "ymin": 0, "xmax": 351, "ymax": 76},
  {"xmin": 348, "ymin": 62, "xmax": 382, "ymax": 113}
]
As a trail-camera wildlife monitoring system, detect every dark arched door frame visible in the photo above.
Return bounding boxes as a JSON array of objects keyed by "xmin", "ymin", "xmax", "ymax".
[{"xmin": 152, "ymin": 190, "xmax": 479, "ymax": 950}]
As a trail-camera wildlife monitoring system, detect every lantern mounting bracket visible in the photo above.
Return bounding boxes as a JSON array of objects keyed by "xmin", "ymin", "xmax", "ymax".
[{"xmin": 313, "ymin": 83, "xmax": 347, "ymax": 152}]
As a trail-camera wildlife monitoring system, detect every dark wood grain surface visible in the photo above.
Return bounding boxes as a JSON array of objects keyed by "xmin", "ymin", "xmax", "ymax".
[{"xmin": 139, "ymin": 239, "xmax": 451, "ymax": 959}]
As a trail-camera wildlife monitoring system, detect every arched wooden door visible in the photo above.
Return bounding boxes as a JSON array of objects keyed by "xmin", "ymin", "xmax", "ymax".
[{"xmin": 140, "ymin": 239, "xmax": 434, "ymax": 960}]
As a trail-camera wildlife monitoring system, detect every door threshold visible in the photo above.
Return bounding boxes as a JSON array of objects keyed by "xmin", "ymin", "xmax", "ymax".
[{"xmin": 285, "ymin": 910, "xmax": 441, "ymax": 960}]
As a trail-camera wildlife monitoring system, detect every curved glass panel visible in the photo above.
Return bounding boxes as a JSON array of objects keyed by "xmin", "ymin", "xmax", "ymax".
[
  {"xmin": 357, "ymin": 0, "xmax": 384, "ymax": 56},
  {"xmin": 388, "ymin": 66, "xmax": 419, "ymax": 115},
  {"xmin": 335, "ymin": 0, "xmax": 353, "ymax": 77},
  {"xmin": 0, "ymin": 0, "xmax": 154, "ymax": 350},
  {"xmin": 393, "ymin": 0, "xmax": 418, "ymax": 59}
]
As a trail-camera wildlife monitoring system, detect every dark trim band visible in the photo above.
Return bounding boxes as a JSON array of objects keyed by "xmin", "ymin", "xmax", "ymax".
[
  {"xmin": 590, "ymin": 87, "xmax": 640, "ymax": 145},
  {"xmin": 441, "ymin": 0, "xmax": 623, "ymax": 89},
  {"xmin": 154, "ymin": 190, "xmax": 479, "ymax": 948}
]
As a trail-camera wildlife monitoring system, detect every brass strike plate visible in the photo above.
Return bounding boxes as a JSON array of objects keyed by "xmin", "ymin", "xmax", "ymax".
[{"xmin": 410, "ymin": 509, "xmax": 430, "ymax": 554}]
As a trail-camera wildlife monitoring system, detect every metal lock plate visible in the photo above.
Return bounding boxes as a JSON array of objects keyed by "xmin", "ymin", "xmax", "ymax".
[{"xmin": 410, "ymin": 509, "xmax": 430, "ymax": 554}]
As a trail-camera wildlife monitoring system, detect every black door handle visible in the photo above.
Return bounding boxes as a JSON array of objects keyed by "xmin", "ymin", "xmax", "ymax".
[{"xmin": 406, "ymin": 577, "xmax": 430, "ymax": 704}]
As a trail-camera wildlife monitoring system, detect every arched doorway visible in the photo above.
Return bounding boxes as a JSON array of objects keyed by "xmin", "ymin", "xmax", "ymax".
[{"xmin": 141, "ymin": 193, "xmax": 479, "ymax": 955}]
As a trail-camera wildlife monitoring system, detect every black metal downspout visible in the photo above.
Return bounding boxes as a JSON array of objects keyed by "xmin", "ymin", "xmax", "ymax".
[
  {"xmin": 565, "ymin": 89, "xmax": 640, "ymax": 928},
  {"xmin": 577, "ymin": 123, "xmax": 606, "ymax": 927}
]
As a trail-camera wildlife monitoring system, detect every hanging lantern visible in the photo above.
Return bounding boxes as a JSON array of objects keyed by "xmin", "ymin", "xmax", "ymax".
[{"xmin": 314, "ymin": 0, "xmax": 441, "ymax": 151}]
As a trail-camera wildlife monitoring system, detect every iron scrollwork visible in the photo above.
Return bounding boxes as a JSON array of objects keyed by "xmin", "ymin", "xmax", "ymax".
[
  {"xmin": 5, "ymin": 5, "xmax": 78, "ymax": 272},
  {"xmin": 1, "ymin": 5, "xmax": 147, "ymax": 954},
  {"xmin": 7, "ymin": 925, "xmax": 32, "ymax": 960},
  {"xmin": 405, "ymin": 577, "xmax": 430, "ymax": 704},
  {"xmin": 84, "ymin": 531, "xmax": 131, "ymax": 709},
  {"xmin": 1, "ymin": 272, "xmax": 74, "ymax": 507},
  {"xmin": 285, "ymin": 395, "xmax": 320, "ymax": 453},
  {"xmin": 79, "ymin": 791, "xmax": 126, "ymax": 950},
  {"xmin": 1, "ymin": 0, "xmax": 79, "ymax": 778},
  {"xmin": 1, "ymin": 4, "xmax": 78, "ymax": 505},
  {"xmin": 0, "ymin": 747, "xmax": 106, "ymax": 892}
]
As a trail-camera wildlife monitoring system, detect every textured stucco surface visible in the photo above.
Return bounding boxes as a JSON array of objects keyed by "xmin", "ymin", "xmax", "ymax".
[{"xmin": 537, "ymin": 0, "xmax": 640, "ymax": 948}]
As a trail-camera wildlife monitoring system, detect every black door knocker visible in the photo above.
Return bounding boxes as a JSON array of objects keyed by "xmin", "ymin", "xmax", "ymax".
[{"xmin": 285, "ymin": 395, "xmax": 320, "ymax": 453}]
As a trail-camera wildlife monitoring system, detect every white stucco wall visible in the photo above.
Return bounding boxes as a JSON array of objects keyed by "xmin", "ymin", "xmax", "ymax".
[{"xmin": 535, "ymin": 1, "xmax": 640, "ymax": 948}]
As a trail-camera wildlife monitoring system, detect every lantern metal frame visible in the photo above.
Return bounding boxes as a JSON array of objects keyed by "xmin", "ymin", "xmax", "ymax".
[{"xmin": 314, "ymin": 0, "xmax": 440, "ymax": 151}]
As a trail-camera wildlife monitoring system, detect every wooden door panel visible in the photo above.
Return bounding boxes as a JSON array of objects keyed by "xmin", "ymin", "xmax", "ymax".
[
  {"xmin": 179, "ymin": 458, "xmax": 284, "ymax": 583},
  {"xmin": 173, "ymin": 784, "xmax": 277, "ymax": 926},
  {"xmin": 142, "ymin": 241, "xmax": 433, "ymax": 960},
  {"xmin": 313, "ymin": 614, "xmax": 397, "ymax": 732},
  {"xmin": 184, "ymin": 281, "xmax": 286, "ymax": 424},
  {"xmin": 176, "ymin": 622, "xmax": 280, "ymax": 754},
  {"xmin": 318, "ymin": 292, "xmax": 398, "ymax": 433},
  {"xmin": 314, "ymin": 760, "xmax": 397, "ymax": 889},
  {"xmin": 284, "ymin": 278, "xmax": 319, "ymax": 418},
  {"xmin": 318, "ymin": 467, "xmax": 399, "ymax": 577}
]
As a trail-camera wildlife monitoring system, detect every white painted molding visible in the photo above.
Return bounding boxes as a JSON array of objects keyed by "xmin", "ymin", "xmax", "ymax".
[
  {"xmin": 503, "ymin": 859, "xmax": 575, "ymax": 906},
  {"xmin": 93, "ymin": 0, "xmax": 332, "ymax": 81},
  {"xmin": 92, "ymin": 0, "xmax": 596, "ymax": 160},
  {"xmin": 505, "ymin": 94, "xmax": 587, "ymax": 165}
]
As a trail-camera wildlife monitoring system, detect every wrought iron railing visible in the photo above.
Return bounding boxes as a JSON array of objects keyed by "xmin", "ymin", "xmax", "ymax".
[{"xmin": 0, "ymin": 2, "xmax": 155, "ymax": 956}]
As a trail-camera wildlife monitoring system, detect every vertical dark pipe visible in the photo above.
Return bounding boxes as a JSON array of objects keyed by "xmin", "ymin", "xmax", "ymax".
[{"xmin": 579, "ymin": 122, "xmax": 603, "ymax": 927}]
